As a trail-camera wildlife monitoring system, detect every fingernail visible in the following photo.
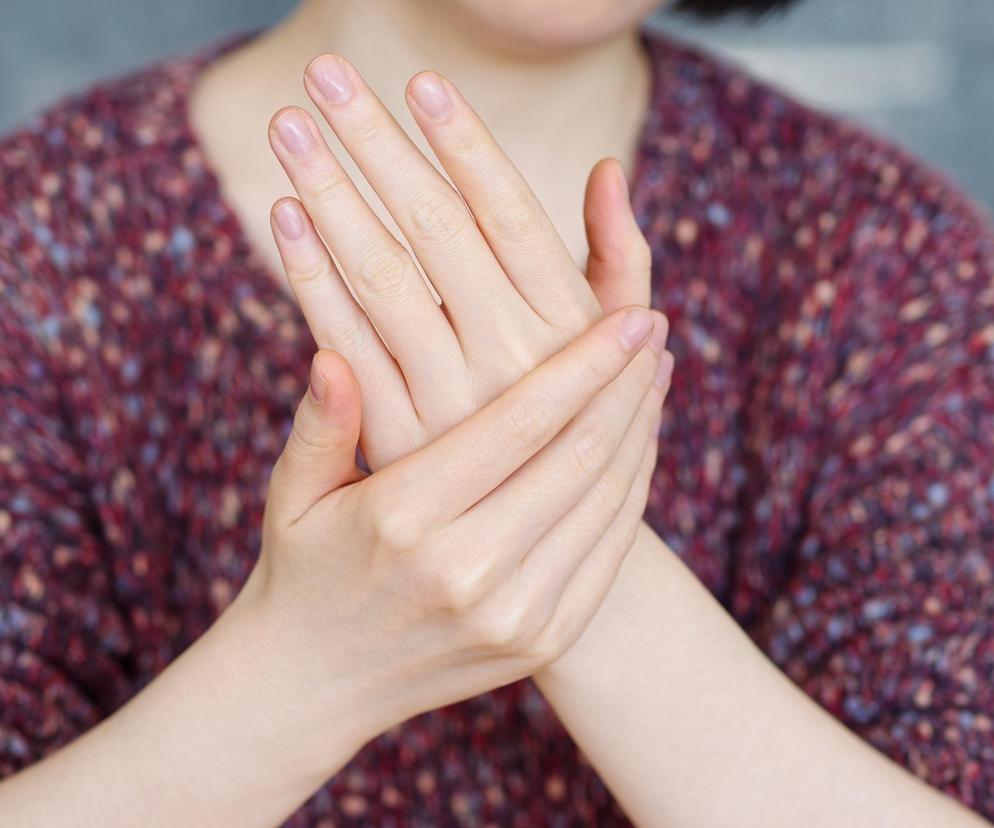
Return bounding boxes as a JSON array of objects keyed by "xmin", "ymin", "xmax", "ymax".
[
  {"xmin": 275, "ymin": 110, "xmax": 316, "ymax": 157},
  {"xmin": 309, "ymin": 358, "xmax": 328, "ymax": 403},
  {"xmin": 616, "ymin": 163, "xmax": 630, "ymax": 201},
  {"xmin": 647, "ymin": 312, "xmax": 668, "ymax": 355},
  {"xmin": 308, "ymin": 55, "xmax": 355, "ymax": 105},
  {"xmin": 618, "ymin": 308, "xmax": 654, "ymax": 350},
  {"xmin": 655, "ymin": 352, "xmax": 674, "ymax": 389},
  {"xmin": 409, "ymin": 73, "xmax": 452, "ymax": 120},
  {"xmin": 274, "ymin": 201, "xmax": 305, "ymax": 240}
]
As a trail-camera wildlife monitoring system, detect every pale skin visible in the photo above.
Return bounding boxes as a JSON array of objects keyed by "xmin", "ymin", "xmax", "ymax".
[{"xmin": 0, "ymin": 1, "xmax": 987, "ymax": 826}]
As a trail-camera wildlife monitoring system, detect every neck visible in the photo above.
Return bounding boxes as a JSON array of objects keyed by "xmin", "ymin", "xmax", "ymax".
[
  {"xmin": 190, "ymin": 0, "xmax": 653, "ymax": 275},
  {"xmin": 270, "ymin": 0, "xmax": 649, "ymax": 133}
]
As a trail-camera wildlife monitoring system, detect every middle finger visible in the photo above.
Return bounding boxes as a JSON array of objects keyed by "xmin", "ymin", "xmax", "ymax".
[
  {"xmin": 269, "ymin": 106, "xmax": 465, "ymax": 405},
  {"xmin": 303, "ymin": 54, "xmax": 535, "ymax": 348}
]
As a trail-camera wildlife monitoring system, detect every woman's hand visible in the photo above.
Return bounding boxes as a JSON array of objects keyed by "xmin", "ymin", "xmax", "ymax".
[
  {"xmin": 246, "ymin": 305, "xmax": 665, "ymax": 746},
  {"xmin": 0, "ymin": 305, "xmax": 665, "ymax": 828},
  {"xmin": 267, "ymin": 54, "xmax": 667, "ymax": 470}
]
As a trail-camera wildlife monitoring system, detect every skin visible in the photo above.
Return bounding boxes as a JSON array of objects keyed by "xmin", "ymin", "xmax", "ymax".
[
  {"xmin": 0, "ymin": 1, "xmax": 987, "ymax": 825},
  {"xmin": 187, "ymin": 0, "xmax": 655, "ymax": 274}
]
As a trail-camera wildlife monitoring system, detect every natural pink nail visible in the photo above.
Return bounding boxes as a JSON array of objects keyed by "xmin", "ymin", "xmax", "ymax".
[
  {"xmin": 618, "ymin": 308, "xmax": 654, "ymax": 350},
  {"xmin": 647, "ymin": 313, "xmax": 668, "ymax": 355},
  {"xmin": 309, "ymin": 359, "xmax": 328, "ymax": 403},
  {"xmin": 410, "ymin": 73, "xmax": 453, "ymax": 120},
  {"xmin": 274, "ymin": 201, "xmax": 305, "ymax": 240},
  {"xmin": 309, "ymin": 55, "xmax": 355, "ymax": 105},
  {"xmin": 275, "ymin": 110, "xmax": 316, "ymax": 157}
]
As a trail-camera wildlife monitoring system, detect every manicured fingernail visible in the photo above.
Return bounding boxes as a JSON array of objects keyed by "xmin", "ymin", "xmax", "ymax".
[
  {"xmin": 274, "ymin": 201, "xmax": 305, "ymax": 240},
  {"xmin": 409, "ymin": 73, "xmax": 452, "ymax": 119},
  {"xmin": 275, "ymin": 110, "xmax": 316, "ymax": 157},
  {"xmin": 309, "ymin": 358, "xmax": 328, "ymax": 403},
  {"xmin": 309, "ymin": 55, "xmax": 355, "ymax": 105},
  {"xmin": 618, "ymin": 308, "xmax": 654, "ymax": 350},
  {"xmin": 655, "ymin": 352, "xmax": 674, "ymax": 389}
]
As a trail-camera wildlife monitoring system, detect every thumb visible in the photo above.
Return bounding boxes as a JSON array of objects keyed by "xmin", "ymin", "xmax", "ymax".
[
  {"xmin": 583, "ymin": 157, "xmax": 653, "ymax": 312},
  {"xmin": 269, "ymin": 349, "xmax": 364, "ymax": 522}
]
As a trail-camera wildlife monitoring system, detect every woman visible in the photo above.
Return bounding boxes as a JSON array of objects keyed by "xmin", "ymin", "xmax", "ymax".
[{"xmin": 0, "ymin": 0, "xmax": 992, "ymax": 824}]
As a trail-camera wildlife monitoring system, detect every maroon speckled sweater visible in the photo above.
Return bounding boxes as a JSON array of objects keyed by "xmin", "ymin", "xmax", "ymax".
[{"xmin": 2, "ymin": 27, "xmax": 994, "ymax": 825}]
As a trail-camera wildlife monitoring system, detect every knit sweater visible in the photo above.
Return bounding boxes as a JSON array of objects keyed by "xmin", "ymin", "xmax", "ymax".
[{"xmin": 2, "ymin": 27, "xmax": 993, "ymax": 825}]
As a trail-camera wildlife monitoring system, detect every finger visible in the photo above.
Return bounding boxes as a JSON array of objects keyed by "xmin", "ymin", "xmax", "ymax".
[
  {"xmin": 583, "ymin": 158, "xmax": 653, "ymax": 312},
  {"xmin": 303, "ymin": 55, "xmax": 532, "ymax": 346},
  {"xmin": 268, "ymin": 106, "xmax": 465, "ymax": 401},
  {"xmin": 520, "ymin": 348, "xmax": 672, "ymax": 615},
  {"xmin": 379, "ymin": 306, "xmax": 658, "ymax": 528},
  {"xmin": 270, "ymin": 198, "xmax": 420, "ymax": 453},
  {"xmin": 454, "ymin": 311, "xmax": 668, "ymax": 564},
  {"xmin": 268, "ymin": 350, "xmax": 365, "ymax": 524},
  {"xmin": 542, "ymin": 416, "xmax": 664, "ymax": 654},
  {"xmin": 406, "ymin": 71, "xmax": 602, "ymax": 330}
]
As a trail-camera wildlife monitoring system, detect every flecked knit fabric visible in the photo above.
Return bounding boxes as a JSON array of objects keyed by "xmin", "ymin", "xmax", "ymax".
[{"xmin": 1, "ymin": 27, "xmax": 993, "ymax": 825}]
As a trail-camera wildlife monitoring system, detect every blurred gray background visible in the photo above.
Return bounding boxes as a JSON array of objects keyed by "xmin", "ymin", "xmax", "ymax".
[{"xmin": 2, "ymin": 0, "xmax": 992, "ymax": 209}]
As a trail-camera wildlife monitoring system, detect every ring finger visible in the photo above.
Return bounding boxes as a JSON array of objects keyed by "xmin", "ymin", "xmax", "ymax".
[
  {"xmin": 303, "ymin": 55, "xmax": 534, "ymax": 349},
  {"xmin": 269, "ymin": 105, "xmax": 465, "ymax": 407}
]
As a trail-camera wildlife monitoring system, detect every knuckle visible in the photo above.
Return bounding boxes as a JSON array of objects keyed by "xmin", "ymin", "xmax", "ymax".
[
  {"xmin": 487, "ymin": 192, "xmax": 542, "ymax": 243},
  {"xmin": 289, "ymin": 258, "xmax": 330, "ymax": 292},
  {"xmin": 472, "ymin": 603, "xmax": 528, "ymax": 652},
  {"xmin": 308, "ymin": 172, "xmax": 351, "ymax": 211},
  {"xmin": 571, "ymin": 424, "xmax": 612, "ymax": 477},
  {"xmin": 500, "ymin": 393, "xmax": 552, "ymax": 452},
  {"xmin": 370, "ymin": 505, "xmax": 422, "ymax": 551},
  {"xmin": 554, "ymin": 304, "xmax": 600, "ymax": 339},
  {"xmin": 526, "ymin": 626, "xmax": 563, "ymax": 665},
  {"xmin": 349, "ymin": 111, "xmax": 380, "ymax": 142},
  {"xmin": 409, "ymin": 192, "xmax": 468, "ymax": 245},
  {"xmin": 436, "ymin": 559, "xmax": 489, "ymax": 613},
  {"xmin": 356, "ymin": 248, "xmax": 413, "ymax": 298},
  {"xmin": 590, "ymin": 466, "xmax": 628, "ymax": 512},
  {"xmin": 319, "ymin": 310, "xmax": 364, "ymax": 354},
  {"xmin": 446, "ymin": 130, "xmax": 485, "ymax": 164}
]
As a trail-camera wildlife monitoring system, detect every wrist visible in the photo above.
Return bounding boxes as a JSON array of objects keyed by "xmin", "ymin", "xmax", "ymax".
[
  {"xmin": 221, "ymin": 567, "xmax": 377, "ymax": 784},
  {"xmin": 535, "ymin": 520, "xmax": 660, "ymax": 686}
]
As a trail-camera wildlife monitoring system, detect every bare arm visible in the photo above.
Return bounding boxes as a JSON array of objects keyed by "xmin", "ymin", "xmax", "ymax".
[
  {"xmin": 0, "ymin": 585, "xmax": 363, "ymax": 827},
  {"xmin": 0, "ymin": 310, "xmax": 662, "ymax": 826},
  {"xmin": 534, "ymin": 522, "xmax": 988, "ymax": 827}
]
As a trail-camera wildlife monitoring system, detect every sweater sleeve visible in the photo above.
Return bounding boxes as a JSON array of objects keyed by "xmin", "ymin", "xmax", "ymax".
[
  {"xmin": 0, "ymin": 245, "xmax": 134, "ymax": 776},
  {"xmin": 745, "ymin": 199, "xmax": 994, "ymax": 816}
]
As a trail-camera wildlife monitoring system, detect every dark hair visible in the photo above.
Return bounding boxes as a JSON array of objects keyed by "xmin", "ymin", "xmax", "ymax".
[{"xmin": 674, "ymin": 0, "xmax": 799, "ymax": 17}]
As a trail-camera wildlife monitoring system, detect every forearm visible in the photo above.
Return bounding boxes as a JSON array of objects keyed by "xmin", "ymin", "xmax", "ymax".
[
  {"xmin": 535, "ymin": 522, "xmax": 987, "ymax": 827},
  {"xmin": 0, "ymin": 572, "xmax": 368, "ymax": 828}
]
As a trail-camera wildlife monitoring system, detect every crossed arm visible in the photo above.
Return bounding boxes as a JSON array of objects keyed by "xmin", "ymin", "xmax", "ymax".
[{"xmin": 0, "ymin": 55, "xmax": 986, "ymax": 826}]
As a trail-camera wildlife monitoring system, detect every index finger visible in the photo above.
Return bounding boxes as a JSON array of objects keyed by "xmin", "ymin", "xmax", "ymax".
[{"xmin": 377, "ymin": 305, "xmax": 657, "ymax": 528}]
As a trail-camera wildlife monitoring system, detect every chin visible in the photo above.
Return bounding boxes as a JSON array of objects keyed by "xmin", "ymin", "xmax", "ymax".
[{"xmin": 443, "ymin": 0, "xmax": 664, "ymax": 53}]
